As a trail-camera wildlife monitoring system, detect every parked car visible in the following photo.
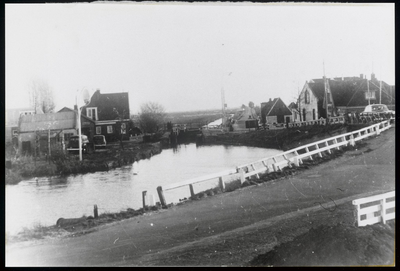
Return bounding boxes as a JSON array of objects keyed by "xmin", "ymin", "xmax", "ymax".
[
  {"xmin": 360, "ymin": 104, "xmax": 395, "ymax": 122},
  {"xmin": 93, "ymin": 135, "xmax": 107, "ymax": 149},
  {"xmin": 67, "ymin": 135, "xmax": 94, "ymax": 154}
]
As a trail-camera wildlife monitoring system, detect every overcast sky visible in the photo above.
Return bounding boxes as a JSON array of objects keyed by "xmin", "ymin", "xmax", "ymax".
[{"xmin": 5, "ymin": 2, "xmax": 395, "ymax": 113}]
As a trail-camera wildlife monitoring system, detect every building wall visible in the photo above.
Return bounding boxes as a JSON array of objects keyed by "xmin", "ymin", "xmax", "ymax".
[
  {"xmin": 299, "ymin": 84, "xmax": 319, "ymax": 121},
  {"xmin": 266, "ymin": 116, "xmax": 277, "ymax": 124},
  {"xmin": 94, "ymin": 120, "xmax": 130, "ymax": 142}
]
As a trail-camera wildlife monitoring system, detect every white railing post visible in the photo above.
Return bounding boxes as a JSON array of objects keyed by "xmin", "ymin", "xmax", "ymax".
[
  {"xmin": 325, "ymin": 141, "xmax": 331, "ymax": 154},
  {"xmin": 315, "ymin": 144, "xmax": 323, "ymax": 158},
  {"xmin": 251, "ymin": 163, "xmax": 260, "ymax": 179},
  {"xmin": 239, "ymin": 168, "xmax": 245, "ymax": 184},
  {"xmin": 305, "ymin": 146, "xmax": 313, "ymax": 160},
  {"xmin": 381, "ymin": 198, "xmax": 386, "ymax": 224},
  {"xmin": 376, "ymin": 124, "xmax": 381, "ymax": 136}
]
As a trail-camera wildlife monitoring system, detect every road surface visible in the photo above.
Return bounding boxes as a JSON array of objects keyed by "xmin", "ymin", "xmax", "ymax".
[{"xmin": 6, "ymin": 126, "xmax": 395, "ymax": 266}]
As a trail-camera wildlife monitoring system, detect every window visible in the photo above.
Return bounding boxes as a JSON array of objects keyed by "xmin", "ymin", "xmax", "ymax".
[
  {"xmin": 312, "ymin": 109, "xmax": 316, "ymax": 120},
  {"xmin": 86, "ymin": 107, "xmax": 98, "ymax": 120},
  {"xmin": 96, "ymin": 126, "xmax": 102, "ymax": 135},
  {"xmin": 305, "ymin": 90, "xmax": 310, "ymax": 104},
  {"xmin": 12, "ymin": 130, "xmax": 18, "ymax": 136},
  {"xmin": 121, "ymin": 123, "xmax": 126, "ymax": 134},
  {"xmin": 107, "ymin": 125, "xmax": 113, "ymax": 134}
]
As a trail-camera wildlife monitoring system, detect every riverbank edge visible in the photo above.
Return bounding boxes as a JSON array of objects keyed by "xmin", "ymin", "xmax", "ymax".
[
  {"xmin": 6, "ymin": 123, "xmax": 370, "ymax": 243},
  {"xmin": 6, "ymin": 138, "xmax": 367, "ymax": 245},
  {"xmin": 5, "ymin": 142, "xmax": 162, "ymax": 185}
]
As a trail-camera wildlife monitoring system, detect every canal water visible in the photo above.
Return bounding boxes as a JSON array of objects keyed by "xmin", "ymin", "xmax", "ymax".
[{"xmin": 6, "ymin": 144, "xmax": 282, "ymax": 235}]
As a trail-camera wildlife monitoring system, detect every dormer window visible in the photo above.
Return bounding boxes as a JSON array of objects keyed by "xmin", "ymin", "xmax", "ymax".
[{"xmin": 86, "ymin": 107, "xmax": 98, "ymax": 120}]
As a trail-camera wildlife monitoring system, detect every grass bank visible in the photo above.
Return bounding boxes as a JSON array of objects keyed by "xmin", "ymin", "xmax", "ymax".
[
  {"xmin": 202, "ymin": 123, "xmax": 368, "ymax": 151},
  {"xmin": 5, "ymin": 141, "xmax": 162, "ymax": 185}
]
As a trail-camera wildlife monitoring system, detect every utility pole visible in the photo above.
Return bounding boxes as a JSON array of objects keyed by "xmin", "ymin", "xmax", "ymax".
[
  {"xmin": 76, "ymin": 93, "xmax": 83, "ymax": 161},
  {"xmin": 323, "ymin": 61, "xmax": 329, "ymax": 119},
  {"xmin": 367, "ymin": 77, "xmax": 370, "ymax": 105}
]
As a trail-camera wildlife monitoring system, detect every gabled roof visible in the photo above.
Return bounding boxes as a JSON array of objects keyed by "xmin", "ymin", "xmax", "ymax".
[
  {"xmin": 82, "ymin": 89, "xmax": 130, "ymax": 121},
  {"xmin": 261, "ymin": 98, "xmax": 292, "ymax": 116},
  {"xmin": 57, "ymin": 107, "xmax": 96, "ymax": 123},
  {"xmin": 307, "ymin": 76, "xmax": 395, "ymax": 107}
]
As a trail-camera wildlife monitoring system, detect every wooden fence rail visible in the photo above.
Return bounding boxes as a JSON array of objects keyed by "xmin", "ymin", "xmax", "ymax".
[
  {"xmin": 155, "ymin": 120, "xmax": 391, "ymax": 207},
  {"xmin": 352, "ymin": 191, "xmax": 395, "ymax": 227}
]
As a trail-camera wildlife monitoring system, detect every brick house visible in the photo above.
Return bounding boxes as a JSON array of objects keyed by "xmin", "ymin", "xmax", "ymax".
[
  {"xmin": 80, "ymin": 89, "xmax": 131, "ymax": 142},
  {"xmin": 261, "ymin": 98, "xmax": 293, "ymax": 125}
]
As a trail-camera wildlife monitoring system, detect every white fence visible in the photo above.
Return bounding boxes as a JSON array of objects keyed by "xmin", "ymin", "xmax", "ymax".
[
  {"xmin": 155, "ymin": 120, "xmax": 391, "ymax": 207},
  {"xmin": 352, "ymin": 191, "xmax": 395, "ymax": 227},
  {"xmin": 288, "ymin": 118, "xmax": 326, "ymax": 128},
  {"xmin": 287, "ymin": 116, "xmax": 345, "ymax": 128}
]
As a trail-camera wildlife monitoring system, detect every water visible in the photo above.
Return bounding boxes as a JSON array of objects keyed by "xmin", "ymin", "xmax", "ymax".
[{"xmin": 6, "ymin": 144, "xmax": 282, "ymax": 235}]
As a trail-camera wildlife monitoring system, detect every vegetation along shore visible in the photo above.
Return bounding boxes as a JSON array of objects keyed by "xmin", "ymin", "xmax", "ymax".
[{"xmin": 6, "ymin": 123, "xmax": 371, "ymax": 244}]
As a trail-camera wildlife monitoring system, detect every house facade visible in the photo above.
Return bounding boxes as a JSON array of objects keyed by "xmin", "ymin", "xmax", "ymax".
[
  {"xmin": 18, "ymin": 111, "xmax": 95, "ymax": 156},
  {"xmin": 261, "ymin": 98, "xmax": 293, "ymax": 125},
  {"xmin": 288, "ymin": 102, "xmax": 301, "ymax": 122},
  {"xmin": 230, "ymin": 103, "xmax": 259, "ymax": 131},
  {"xmin": 298, "ymin": 77, "xmax": 336, "ymax": 122},
  {"xmin": 80, "ymin": 89, "xmax": 131, "ymax": 142},
  {"xmin": 298, "ymin": 73, "xmax": 395, "ymax": 119}
]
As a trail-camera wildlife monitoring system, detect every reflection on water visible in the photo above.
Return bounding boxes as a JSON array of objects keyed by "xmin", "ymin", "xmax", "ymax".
[{"xmin": 6, "ymin": 143, "xmax": 282, "ymax": 235}]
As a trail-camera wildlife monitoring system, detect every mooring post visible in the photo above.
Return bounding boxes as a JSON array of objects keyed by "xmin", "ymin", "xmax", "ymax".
[
  {"xmin": 142, "ymin": 191, "xmax": 147, "ymax": 210},
  {"xmin": 219, "ymin": 176, "xmax": 225, "ymax": 192},
  {"xmin": 157, "ymin": 186, "xmax": 167, "ymax": 208},
  {"xmin": 189, "ymin": 184, "xmax": 195, "ymax": 198},
  {"xmin": 94, "ymin": 204, "xmax": 98, "ymax": 219}
]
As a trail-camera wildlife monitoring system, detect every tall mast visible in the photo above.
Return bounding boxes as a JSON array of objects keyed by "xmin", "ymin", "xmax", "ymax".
[
  {"xmin": 221, "ymin": 87, "xmax": 226, "ymax": 126},
  {"xmin": 379, "ymin": 80, "xmax": 382, "ymax": 104},
  {"xmin": 367, "ymin": 76, "xmax": 370, "ymax": 105},
  {"xmin": 323, "ymin": 61, "xmax": 328, "ymax": 119}
]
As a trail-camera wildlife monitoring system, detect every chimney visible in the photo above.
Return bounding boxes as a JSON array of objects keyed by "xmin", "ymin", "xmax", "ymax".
[
  {"xmin": 360, "ymin": 74, "xmax": 363, "ymax": 79},
  {"xmin": 371, "ymin": 73, "xmax": 376, "ymax": 81},
  {"xmin": 269, "ymin": 98, "xmax": 272, "ymax": 102}
]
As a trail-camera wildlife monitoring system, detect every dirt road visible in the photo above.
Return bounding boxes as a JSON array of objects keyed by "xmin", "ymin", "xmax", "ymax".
[{"xmin": 6, "ymin": 126, "xmax": 395, "ymax": 266}]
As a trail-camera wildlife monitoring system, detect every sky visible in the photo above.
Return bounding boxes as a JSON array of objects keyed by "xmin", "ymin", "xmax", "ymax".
[{"xmin": 5, "ymin": 2, "xmax": 395, "ymax": 114}]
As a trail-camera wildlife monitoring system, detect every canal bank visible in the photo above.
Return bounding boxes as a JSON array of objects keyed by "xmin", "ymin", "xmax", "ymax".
[
  {"xmin": 5, "ymin": 141, "xmax": 162, "ymax": 185},
  {"xmin": 6, "ymin": 125, "xmax": 395, "ymax": 266}
]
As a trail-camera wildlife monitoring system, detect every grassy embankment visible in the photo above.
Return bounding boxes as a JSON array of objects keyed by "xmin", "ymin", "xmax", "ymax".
[{"xmin": 5, "ymin": 140, "xmax": 162, "ymax": 185}]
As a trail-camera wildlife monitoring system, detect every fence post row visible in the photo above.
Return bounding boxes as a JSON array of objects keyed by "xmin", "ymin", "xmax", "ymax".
[{"xmin": 155, "ymin": 121, "xmax": 390, "ymax": 208}]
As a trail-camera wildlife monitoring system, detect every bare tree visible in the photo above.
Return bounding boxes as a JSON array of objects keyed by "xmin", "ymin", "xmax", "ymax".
[
  {"xmin": 138, "ymin": 102, "xmax": 166, "ymax": 134},
  {"xmin": 29, "ymin": 79, "xmax": 55, "ymax": 113}
]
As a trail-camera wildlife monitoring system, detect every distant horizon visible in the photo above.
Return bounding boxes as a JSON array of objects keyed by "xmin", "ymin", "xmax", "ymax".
[{"xmin": 6, "ymin": 3, "xmax": 394, "ymax": 113}]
